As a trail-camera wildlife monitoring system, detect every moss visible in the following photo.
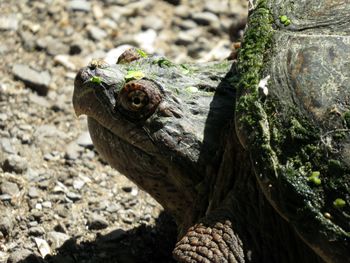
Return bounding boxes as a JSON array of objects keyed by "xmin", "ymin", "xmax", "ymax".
[
  {"xmin": 289, "ymin": 118, "xmax": 310, "ymax": 140},
  {"xmin": 333, "ymin": 131, "xmax": 347, "ymax": 140},
  {"xmin": 152, "ymin": 57, "xmax": 175, "ymax": 68},
  {"xmin": 308, "ymin": 171, "xmax": 321, "ymax": 186},
  {"xmin": 309, "ymin": 176, "xmax": 321, "ymax": 186},
  {"xmin": 343, "ymin": 111, "xmax": 350, "ymax": 128},
  {"xmin": 279, "ymin": 15, "xmax": 291, "ymax": 26},
  {"xmin": 234, "ymin": 1, "xmax": 282, "ymax": 188},
  {"xmin": 185, "ymin": 86, "xmax": 199, "ymax": 93},
  {"xmin": 333, "ymin": 198, "xmax": 346, "ymax": 208},
  {"xmin": 310, "ymin": 171, "xmax": 320, "ymax": 177},
  {"xmin": 136, "ymin": 48, "xmax": 148, "ymax": 58},
  {"xmin": 90, "ymin": 76, "xmax": 102, "ymax": 84},
  {"xmin": 235, "ymin": 0, "xmax": 273, "ymax": 92},
  {"xmin": 124, "ymin": 70, "xmax": 145, "ymax": 81},
  {"xmin": 235, "ymin": 0, "xmax": 274, "ymax": 140},
  {"xmin": 233, "ymin": 0, "xmax": 273, "ymax": 162},
  {"xmin": 327, "ymin": 159, "xmax": 344, "ymax": 177},
  {"xmin": 180, "ymin": 64, "xmax": 190, "ymax": 75}
]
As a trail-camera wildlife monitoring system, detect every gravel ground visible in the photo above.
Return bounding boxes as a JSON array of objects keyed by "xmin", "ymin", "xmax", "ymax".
[{"xmin": 0, "ymin": 1, "xmax": 247, "ymax": 262}]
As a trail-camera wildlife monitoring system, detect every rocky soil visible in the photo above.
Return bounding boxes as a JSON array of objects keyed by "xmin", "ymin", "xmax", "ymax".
[{"xmin": 0, "ymin": 0, "xmax": 247, "ymax": 262}]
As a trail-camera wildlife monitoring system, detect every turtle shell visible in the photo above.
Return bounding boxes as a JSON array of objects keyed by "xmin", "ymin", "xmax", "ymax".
[{"xmin": 235, "ymin": 0, "xmax": 350, "ymax": 261}]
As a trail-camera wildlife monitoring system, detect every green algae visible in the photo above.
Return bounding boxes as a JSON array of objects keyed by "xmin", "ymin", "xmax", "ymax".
[
  {"xmin": 152, "ymin": 57, "xmax": 175, "ymax": 68},
  {"xmin": 136, "ymin": 48, "xmax": 148, "ymax": 58},
  {"xmin": 308, "ymin": 171, "xmax": 321, "ymax": 186},
  {"xmin": 333, "ymin": 198, "xmax": 346, "ymax": 208},
  {"xmin": 235, "ymin": 0, "xmax": 274, "ymax": 120},
  {"xmin": 185, "ymin": 86, "xmax": 199, "ymax": 93},
  {"xmin": 343, "ymin": 111, "xmax": 350, "ymax": 128},
  {"xmin": 90, "ymin": 76, "xmax": 102, "ymax": 84},
  {"xmin": 234, "ymin": 0, "xmax": 275, "ymax": 170},
  {"xmin": 180, "ymin": 64, "xmax": 190, "ymax": 75},
  {"xmin": 279, "ymin": 15, "xmax": 291, "ymax": 26},
  {"xmin": 125, "ymin": 70, "xmax": 145, "ymax": 81}
]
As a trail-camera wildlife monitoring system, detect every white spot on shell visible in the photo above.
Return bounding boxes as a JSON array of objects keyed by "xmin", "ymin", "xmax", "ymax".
[{"xmin": 258, "ymin": 75, "xmax": 270, "ymax": 96}]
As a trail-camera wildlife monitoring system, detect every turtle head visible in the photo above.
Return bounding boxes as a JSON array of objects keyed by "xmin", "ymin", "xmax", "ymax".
[{"xmin": 73, "ymin": 49, "xmax": 234, "ymax": 221}]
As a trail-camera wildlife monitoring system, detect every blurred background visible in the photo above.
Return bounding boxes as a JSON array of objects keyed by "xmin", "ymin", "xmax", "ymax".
[{"xmin": 0, "ymin": 0, "xmax": 247, "ymax": 262}]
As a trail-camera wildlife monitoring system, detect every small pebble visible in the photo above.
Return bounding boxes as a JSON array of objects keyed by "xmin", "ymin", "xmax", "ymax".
[
  {"xmin": 54, "ymin": 55, "xmax": 76, "ymax": 70},
  {"xmin": 142, "ymin": 15, "xmax": 163, "ymax": 31},
  {"xmin": 87, "ymin": 213, "xmax": 109, "ymax": 230},
  {"xmin": 177, "ymin": 19, "xmax": 197, "ymax": 30},
  {"xmin": 34, "ymin": 237, "xmax": 51, "ymax": 258},
  {"xmin": 76, "ymin": 131, "xmax": 93, "ymax": 148},
  {"xmin": 28, "ymin": 221, "xmax": 38, "ymax": 227},
  {"xmin": 175, "ymin": 31, "xmax": 196, "ymax": 45},
  {"xmin": 7, "ymin": 249, "xmax": 33, "ymax": 263},
  {"xmin": 29, "ymin": 226, "xmax": 46, "ymax": 236},
  {"xmin": 66, "ymin": 191, "xmax": 82, "ymax": 201},
  {"xmin": 52, "ymin": 182, "xmax": 68, "ymax": 194},
  {"xmin": 0, "ymin": 138, "xmax": 16, "ymax": 154},
  {"xmin": 55, "ymin": 205, "xmax": 70, "ymax": 218},
  {"xmin": 0, "ymin": 251, "xmax": 8, "ymax": 263},
  {"xmin": 204, "ymin": 1, "xmax": 230, "ymax": 14},
  {"xmin": 65, "ymin": 141, "xmax": 82, "ymax": 160},
  {"xmin": 134, "ymin": 29, "xmax": 157, "ymax": 53},
  {"xmin": 0, "ymin": 194, "xmax": 12, "ymax": 201},
  {"xmin": 0, "ymin": 15, "xmax": 19, "ymax": 31},
  {"xmin": 324, "ymin": 212, "xmax": 332, "ymax": 219},
  {"xmin": 28, "ymin": 187, "xmax": 40, "ymax": 198},
  {"xmin": 106, "ymin": 203, "xmax": 121, "ymax": 213},
  {"xmin": 47, "ymin": 231, "xmax": 70, "ymax": 250},
  {"xmin": 191, "ymin": 12, "xmax": 219, "ymax": 26},
  {"xmin": 0, "ymin": 214, "xmax": 14, "ymax": 237},
  {"xmin": 12, "ymin": 64, "xmax": 51, "ymax": 95},
  {"xmin": 2, "ymin": 154, "xmax": 28, "ymax": 174},
  {"xmin": 37, "ymin": 37, "xmax": 70, "ymax": 56},
  {"xmin": 29, "ymin": 92, "xmax": 50, "ymax": 108},
  {"xmin": 73, "ymin": 179, "xmax": 85, "ymax": 190},
  {"xmin": 130, "ymin": 188, "xmax": 138, "ymax": 196},
  {"xmin": 87, "ymin": 25, "xmax": 108, "ymax": 41},
  {"xmin": 0, "ymin": 181, "xmax": 20, "ymax": 196},
  {"xmin": 42, "ymin": 201, "xmax": 52, "ymax": 208},
  {"xmin": 68, "ymin": 0, "xmax": 91, "ymax": 12}
]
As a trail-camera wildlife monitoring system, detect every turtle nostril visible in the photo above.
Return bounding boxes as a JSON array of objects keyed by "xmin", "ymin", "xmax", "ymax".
[{"xmin": 74, "ymin": 67, "xmax": 96, "ymax": 88}]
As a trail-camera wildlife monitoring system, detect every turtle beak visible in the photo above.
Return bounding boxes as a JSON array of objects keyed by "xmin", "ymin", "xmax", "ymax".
[
  {"xmin": 73, "ymin": 67, "xmax": 92, "ymax": 117},
  {"xmin": 72, "ymin": 63, "xmax": 126, "ymax": 118}
]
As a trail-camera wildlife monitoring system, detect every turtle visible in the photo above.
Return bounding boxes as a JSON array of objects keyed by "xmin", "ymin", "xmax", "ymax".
[{"xmin": 72, "ymin": 0, "xmax": 350, "ymax": 262}]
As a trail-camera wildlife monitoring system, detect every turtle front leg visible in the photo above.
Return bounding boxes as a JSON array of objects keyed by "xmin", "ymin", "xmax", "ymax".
[{"xmin": 173, "ymin": 212, "xmax": 245, "ymax": 263}]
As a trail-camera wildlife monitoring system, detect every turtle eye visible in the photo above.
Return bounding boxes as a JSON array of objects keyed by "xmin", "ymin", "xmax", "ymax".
[
  {"xmin": 126, "ymin": 90, "xmax": 148, "ymax": 111},
  {"xmin": 117, "ymin": 79, "xmax": 162, "ymax": 120}
]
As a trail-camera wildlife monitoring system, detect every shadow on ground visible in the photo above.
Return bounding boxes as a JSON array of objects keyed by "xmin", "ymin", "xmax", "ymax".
[{"xmin": 18, "ymin": 212, "xmax": 177, "ymax": 263}]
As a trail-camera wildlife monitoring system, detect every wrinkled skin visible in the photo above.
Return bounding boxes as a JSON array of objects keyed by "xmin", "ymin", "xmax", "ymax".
[{"xmin": 73, "ymin": 0, "xmax": 350, "ymax": 261}]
